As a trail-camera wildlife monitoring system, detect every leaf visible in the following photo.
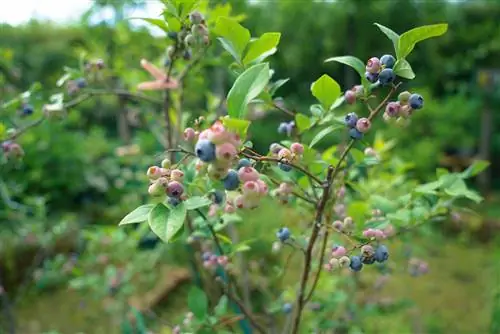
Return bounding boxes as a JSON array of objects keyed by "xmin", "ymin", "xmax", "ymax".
[
  {"xmin": 188, "ymin": 286, "xmax": 208, "ymax": 320},
  {"xmin": 216, "ymin": 233, "xmax": 232, "ymax": 244},
  {"xmin": 184, "ymin": 196, "xmax": 212, "ymax": 210},
  {"xmin": 310, "ymin": 126, "xmax": 339, "ymax": 148},
  {"xmin": 269, "ymin": 78, "xmax": 289, "ymax": 96},
  {"xmin": 56, "ymin": 73, "xmax": 72, "ymax": 87},
  {"xmin": 295, "ymin": 113, "xmax": 311, "ymax": 133},
  {"xmin": 233, "ymin": 244, "xmax": 251, "ymax": 254},
  {"xmin": 347, "ymin": 201, "xmax": 369, "ymax": 226},
  {"xmin": 243, "ymin": 32, "xmax": 281, "ymax": 65},
  {"xmin": 214, "ymin": 296, "xmax": 229, "ymax": 316},
  {"xmin": 310, "ymin": 74, "xmax": 341, "ymax": 109},
  {"xmin": 393, "ymin": 59, "xmax": 415, "ymax": 79},
  {"xmin": 324, "ymin": 56, "xmax": 365, "ymax": 78},
  {"xmin": 227, "ymin": 63, "xmax": 270, "ymax": 118},
  {"xmin": 119, "ymin": 204, "xmax": 155, "ymax": 226},
  {"xmin": 130, "ymin": 18, "xmax": 169, "ymax": 32},
  {"xmin": 374, "ymin": 23, "xmax": 400, "ymax": 52},
  {"xmin": 398, "ymin": 23, "xmax": 448, "ymax": 59},
  {"xmin": 460, "ymin": 160, "xmax": 490, "ymax": 178},
  {"xmin": 222, "ymin": 117, "xmax": 251, "ymax": 138},
  {"xmin": 330, "ymin": 96, "xmax": 345, "ymax": 111},
  {"xmin": 414, "ymin": 181, "xmax": 441, "ymax": 195},
  {"xmin": 370, "ymin": 195, "xmax": 398, "ymax": 214},
  {"xmin": 350, "ymin": 148, "xmax": 365, "ymax": 164},
  {"xmin": 214, "ymin": 17, "xmax": 251, "ymax": 62},
  {"xmin": 148, "ymin": 203, "xmax": 186, "ymax": 243}
]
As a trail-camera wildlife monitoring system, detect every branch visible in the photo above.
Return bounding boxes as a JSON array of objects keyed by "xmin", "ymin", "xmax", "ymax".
[
  {"xmin": 289, "ymin": 165, "xmax": 335, "ymax": 334},
  {"xmin": 303, "ymin": 229, "xmax": 329, "ymax": 304},
  {"xmin": 271, "ymin": 102, "xmax": 295, "ymax": 117},
  {"xmin": 163, "ymin": 44, "xmax": 178, "ymax": 161},
  {"xmin": 268, "ymin": 176, "xmax": 316, "ymax": 206}
]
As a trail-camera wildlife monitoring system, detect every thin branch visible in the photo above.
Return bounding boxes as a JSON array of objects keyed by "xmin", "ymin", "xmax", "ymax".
[
  {"xmin": 268, "ymin": 176, "xmax": 316, "ymax": 206},
  {"xmin": 271, "ymin": 102, "xmax": 295, "ymax": 117},
  {"xmin": 304, "ymin": 229, "xmax": 329, "ymax": 304}
]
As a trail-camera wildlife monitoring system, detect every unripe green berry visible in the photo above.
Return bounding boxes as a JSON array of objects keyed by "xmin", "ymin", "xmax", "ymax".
[
  {"xmin": 184, "ymin": 34, "xmax": 194, "ymax": 47},
  {"xmin": 161, "ymin": 158, "xmax": 171, "ymax": 168},
  {"xmin": 398, "ymin": 91, "xmax": 411, "ymax": 104}
]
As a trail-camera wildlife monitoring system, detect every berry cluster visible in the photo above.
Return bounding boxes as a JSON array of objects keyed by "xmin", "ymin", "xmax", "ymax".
[
  {"xmin": 201, "ymin": 251, "xmax": 229, "ymax": 269},
  {"xmin": 268, "ymin": 142, "xmax": 304, "ymax": 172},
  {"xmin": 331, "ymin": 216, "xmax": 354, "ymax": 232},
  {"xmin": 408, "ymin": 257, "xmax": 429, "ymax": 277},
  {"xmin": 344, "ymin": 112, "xmax": 371, "ymax": 140},
  {"xmin": 1, "ymin": 140, "xmax": 24, "ymax": 159},
  {"xmin": 364, "ymin": 54, "xmax": 396, "ymax": 85},
  {"xmin": 362, "ymin": 228, "xmax": 387, "ymax": 240},
  {"xmin": 277, "ymin": 120, "xmax": 295, "ymax": 137},
  {"xmin": 324, "ymin": 245, "xmax": 351, "ymax": 272},
  {"xmin": 349, "ymin": 244, "xmax": 389, "ymax": 272},
  {"xmin": 146, "ymin": 159, "xmax": 186, "ymax": 206},
  {"xmin": 67, "ymin": 77, "xmax": 87, "ymax": 96},
  {"xmin": 383, "ymin": 90, "xmax": 424, "ymax": 122}
]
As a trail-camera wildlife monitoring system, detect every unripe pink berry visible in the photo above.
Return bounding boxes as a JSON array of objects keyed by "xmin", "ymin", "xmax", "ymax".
[
  {"xmin": 332, "ymin": 220, "xmax": 343, "ymax": 230},
  {"xmin": 336, "ymin": 186, "xmax": 346, "ymax": 198},
  {"xmin": 166, "ymin": 181, "xmax": 184, "ymax": 198},
  {"xmin": 383, "ymin": 224, "xmax": 395, "ymax": 236},
  {"xmin": 183, "ymin": 127, "xmax": 196, "ymax": 141},
  {"xmin": 334, "ymin": 204, "xmax": 345, "ymax": 216},
  {"xmin": 170, "ymin": 169, "xmax": 184, "ymax": 182},
  {"xmin": 356, "ymin": 118, "xmax": 371, "ymax": 133},
  {"xmin": 363, "ymin": 228, "xmax": 376, "ymax": 238},
  {"xmin": 290, "ymin": 142, "xmax": 304, "ymax": 155},
  {"xmin": 279, "ymin": 182, "xmax": 293, "ymax": 195},
  {"xmin": 147, "ymin": 166, "xmax": 162, "ymax": 180},
  {"xmin": 345, "ymin": 90, "xmax": 356, "ymax": 104},
  {"xmin": 173, "ymin": 326, "xmax": 181, "ymax": 334},
  {"xmin": 234, "ymin": 195, "xmax": 245, "ymax": 209},
  {"xmin": 198, "ymin": 129, "xmax": 210, "ymax": 140},
  {"xmin": 332, "ymin": 245, "xmax": 347, "ymax": 258},
  {"xmin": 217, "ymin": 255, "xmax": 229, "ymax": 266},
  {"xmin": 323, "ymin": 263, "xmax": 332, "ymax": 272},
  {"xmin": 238, "ymin": 166, "xmax": 259, "ymax": 182},
  {"xmin": 364, "ymin": 147, "xmax": 377, "ymax": 157},
  {"xmin": 215, "ymin": 142, "xmax": 237, "ymax": 161},
  {"xmin": 278, "ymin": 148, "xmax": 293, "ymax": 161},
  {"xmin": 256, "ymin": 179, "xmax": 268, "ymax": 195},
  {"xmin": 366, "ymin": 57, "xmax": 381, "ymax": 73},
  {"xmin": 374, "ymin": 229, "xmax": 386, "ymax": 239},
  {"xmin": 207, "ymin": 121, "xmax": 228, "ymax": 144},
  {"xmin": 230, "ymin": 133, "xmax": 242, "ymax": 147},
  {"xmin": 148, "ymin": 181, "xmax": 164, "ymax": 196},
  {"xmin": 224, "ymin": 203, "xmax": 235, "ymax": 213},
  {"xmin": 242, "ymin": 181, "xmax": 260, "ymax": 197},
  {"xmin": 208, "ymin": 204, "xmax": 218, "ymax": 217},
  {"xmin": 385, "ymin": 101, "xmax": 400, "ymax": 117}
]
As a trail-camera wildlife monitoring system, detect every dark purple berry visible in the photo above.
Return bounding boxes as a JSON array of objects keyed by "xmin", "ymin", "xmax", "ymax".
[
  {"xmin": 349, "ymin": 128, "xmax": 363, "ymax": 140},
  {"xmin": 378, "ymin": 68, "xmax": 395, "ymax": 86},
  {"xmin": 344, "ymin": 112, "xmax": 358, "ymax": 128},
  {"xmin": 183, "ymin": 49, "xmax": 192, "ymax": 61},
  {"xmin": 167, "ymin": 32, "xmax": 178, "ymax": 41},
  {"xmin": 22, "ymin": 104, "xmax": 33, "ymax": 116},
  {"xmin": 211, "ymin": 190, "xmax": 225, "ymax": 205}
]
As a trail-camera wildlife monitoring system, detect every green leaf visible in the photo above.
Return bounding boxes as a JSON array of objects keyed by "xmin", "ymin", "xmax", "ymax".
[
  {"xmin": 214, "ymin": 17, "xmax": 251, "ymax": 62},
  {"xmin": 243, "ymin": 32, "xmax": 281, "ymax": 65},
  {"xmin": 188, "ymin": 286, "xmax": 208, "ymax": 320},
  {"xmin": 374, "ymin": 23, "xmax": 400, "ymax": 52},
  {"xmin": 370, "ymin": 195, "xmax": 398, "ymax": 214},
  {"xmin": 148, "ymin": 203, "xmax": 186, "ymax": 243},
  {"xmin": 310, "ymin": 126, "xmax": 339, "ymax": 148},
  {"xmin": 222, "ymin": 117, "xmax": 251, "ymax": 138},
  {"xmin": 269, "ymin": 78, "xmax": 289, "ymax": 96},
  {"xmin": 347, "ymin": 201, "xmax": 369, "ymax": 225},
  {"xmin": 310, "ymin": 74, "xmax": 341, "ymax": 109},
  {"xmin": 295, "ymin": 113, "xmax": 311, "ymax": 133},
  {"xmin": 119, "ymin": 204, "xmax": 155, "ymax": 226},
  {"xmin": 393, "ymin": 59, "xmax": 415, "ymax": 79},
  {"xmin": 398, "ymin": 23, "xmax": 448, "ymax": 59},
  {"xmin": 227, "ymin": 63, "xmax": 270, "ymax": 118},
  {"xmin": 324, "ymin": 56, "xmax": 365, "ymax": 78},
  {"xmin": 350, "ymin": 148, "xmax": 365, "ymax": 164},
  {"xmin": 184, "ymin": 196, "xmax": 212, "ymax": 210},
  {"xmin": 460, "ymin": 160, "xmax": 490, "ymax": 178},
  {"xmin": 414, "ymin": 181, "xmax": 441, "ymax": 195},
  {"xmin": 130, "ymin": 18, "xmax": 169, "ymax": 32},
  {"xmin": 214, "ymin": 296, "xmax": 229, "ymax": 316},
  {"xmin": 233, "ymin": 244, "xmax": 251, "ymax": 254}
]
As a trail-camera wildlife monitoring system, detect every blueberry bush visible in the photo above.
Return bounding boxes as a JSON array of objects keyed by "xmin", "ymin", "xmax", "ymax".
[{"xmin": 0, "ymin": 1, "xmax": 491, "ymax": 333}]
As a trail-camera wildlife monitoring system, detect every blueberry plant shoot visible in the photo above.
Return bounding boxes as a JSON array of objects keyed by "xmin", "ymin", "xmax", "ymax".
[{"xmin": 0, "ymin": 1, "xmax": 491, "ymax": 333}]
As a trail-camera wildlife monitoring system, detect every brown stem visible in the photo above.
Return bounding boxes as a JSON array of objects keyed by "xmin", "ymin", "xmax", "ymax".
[
  {"xmin": 268, "ymin": 176, "xmax": 316, "ymax": 205},
  {"xmin": 289, "ymin": 165, "xmax": 335, "ymax": 334}
]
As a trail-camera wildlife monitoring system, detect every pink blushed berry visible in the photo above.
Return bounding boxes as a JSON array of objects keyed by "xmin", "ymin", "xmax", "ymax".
[
  {"xmin": 256, "ymin": 179, "xmax": 268, "ymax": 195},
  {"xmin": 323, "ymin": 263, "xmax": 333, "ymax": 272},
  {"xmin": 166, "ymin": 181, "xmax": 184, "ymax": 198},
  {"xmin": 332, "ymin": 245, "xmax": 347, "ymax": 258},
  {"xmin": 366, "ymin": 57, "xmax": 381, "ymax": 74},
  {"xmin": 238, "ymin": 166, "xmax": 260, "ymax": 182},
  {"xmin": 183, "ymin": 127, "xmax": 196, "ymax": 141},
  {"xmin": 207, "ymin": 121, "xmax": 228, "ymax": 144},
  {"xmin": 242, "ymin": 181, "xmax": 260, "ymax": 198},
  {"xmin": 234, "ymin": 195, "xmax": 246, "ymax": 209},
  {"xmin": 147, "ymin": 166, "xmax": 162, "ymax": 180},
  {"xmin": 345, "ymin": 90, "xmax": 356, "ymax": 104},
  {"xmin": 278, "ymin": 148, "xmax": 293, "ymax": 161},
  {"xmin": 170, "ymin": 169, "xmax": 184, "ymax": 182},
  {"xmin": 355, "ymin": 118, "xmax": 371, "ymax": 133},
  {"xmin": 336, "ymin": 186, "xmax": 346, "ymax": 198},
  {"xmin": 290, "ymin": 142, "xmax": 304, "ymax": 155},
  {"xmin": 230, "ymin": 133, "xmax": 242, "ymax": 147},
  {"xmin": 216, "ymin": 142, "xmax": 237, "ymax": 161},
  {"xmin": 374, "ymin": 229, "xmax": 386, "ymax": 240},
  {"xmin": 332, "ymin": 220, "xmax": 343, "ymax": 230},
  {"xmin": 385, "ymin": 101, "xmax": 400, "ymax": 117},
  {"xmin": 217, "ymin": 256, "xmax": 229, "ymax": 266},
  {"xmin": 198, "ymin": 129, "xmax": 210, "ymax": 140},
  {"xmin": 224, "ymin": 203, "xmax": 235, "ymax": 213},
  {"xmin": 363, "ymin": 228, "xmax": 376, "ymax": 238},
  {"xmin": 270, "ymin": 143, "xmax": 284, "ymax": 156},
  {"xmin": 361, "ymin": 245, "xmax": 375, "ymax": 257},
  {"xmin": 279, "ymin": 182, "xmax": 293, "ymax": 195}
]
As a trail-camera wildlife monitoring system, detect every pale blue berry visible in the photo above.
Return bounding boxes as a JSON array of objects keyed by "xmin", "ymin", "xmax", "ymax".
[
  {"xmin": 283, "ymin": 303, "xmax": 293, "ymax": 314},
  {"xmin": 276, "ymin": 227, "xmax": 291, "ymax": 242},
  {"xmin": 278, "ymin": 162, "xmax": 292, "ymax": 172},
  {"xmin": 222, "ymin": 170, "xmax": 240, "ymax": 191},
  {"xmin": 374, "ymin": 245, "xmax": 389, "ymax": 263},
  {"xmin": 349, "ymin": 128, "xmax": 363, "ymax": 140},
  {"xmin": 349, "ymin": 255, "xmax": 363, "ymax": 272},
  {"xmin": 365, "ymin": 71, "xmax": 379, "ymax": 83},
  {"xmin": 237, "ymin": 158, "xmax": 252, "ymax": 169},
  {"xmin": 409, "ymin": 94, "xmax": 424, "ymax": 110},
  {"xmin": 380, "ymin": 54, "xmax": 396, "ymax": 69},
  {"xmin": 344, "ymin": 112, "xmax": 358, "ymax": 128},
  {"xmin": 195, "ymin": 139, "xmax": 216, "ymax": 162}
]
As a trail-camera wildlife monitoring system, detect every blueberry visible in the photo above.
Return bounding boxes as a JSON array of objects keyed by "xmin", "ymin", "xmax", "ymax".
[
  {"xmin": 76, "ymin": 78, "xmax": 87, "ymax": 89},
  {"xmin": 276, "ymin": 227, "xmax": 291, "ymax": 242},
  {"xmin": 378, "ymin": 68, "xmax": 395, "ymax": 86},
  {"xmin": 365, "ymin": 71, "xmax": 379, "ymax": 83},
  {"xmin": 380, "ymin": 54, "xmax": 396, "ymax": 69},
  {"xmin": 361, "ymin": 255, "xmax": 376, "ymax": 265},
  {"xmin": 408, "ymin": 94, "xmax": 424, "ymax": 110},
  {"xmin": 183, "ymin": 49, "xmax": 192, "ymax": 61},
  {"xmin": 202, "ymin": 251, "xmax": 212, "ymax": 261},
  {"xmin": 222, "ymin": 169, "xmax": 240, "ymax": 191},
  {"xmin": 167, "ymin": 31, "xmax": 178, "ymax": 41},
  {"xmin": 349, "ymin": 255, "xmax": 363, "ymax": 272},
  {"xmin": 349, "ymin": 128, "xmax": 363, "ymax": 140},
  {"xmin": 212, "ymin": 190, "xmax": 225, "ymax": 205},
  {"xmin": 344, "ymin": 112, "xmax": 358, "ymax": 128},
  {"xmin": 285, "ymin": 122, "xmax": 294, "ymax": 137},
  {"xmin": 278, "ymin": 162, "xmax": 292, "ymax": 172},
  {"xmin": 278, "ymin": 122, "xmax": 288, "ymax": 134},
  {"xmin": 168, "ymin": 197, "xmax": 181, "ymax": 207},
  {"xmin": 374, "ymin": 245, "xmax": 389, "ymax": 263},
  {"xmin": 195, "ymin": 139, "xmax": 216, "ymax": 162},
  {"xmin": 22, "ymin": 104, "xmax": 33, "ymax": 116},
  {"xmin": 283, "ymin": 303, "xmax": 293, "ymax": 314},
  {"xmin": 237, "ymin": 158, "xmax": 252, "ymax": 169}
]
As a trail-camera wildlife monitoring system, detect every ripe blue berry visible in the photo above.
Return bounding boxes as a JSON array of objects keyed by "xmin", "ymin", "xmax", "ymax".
[
  {"xmin": 195, "ymin": 139, "xmax": 216, "ymax": 162},
  {"xmin": 374, "ymin": 245, "xmax": 389, "ymax": 263},
  {"xmin": 278, "ymin": 122, "xmax": 288, "ymax": 134},
  {"xmin": 76, "ymin": 78, "xmax": 87, "ymax": 89},
  {"xmin": 283, "ymin": 303, "xmax": 293, "ymax": 314},
  {"xmin": 365, "ymin": 71, "xmax": 379, "ymax": 83},
  {"xmin": 378, "ymin": 68, "xmax": 395, "ymax": 86},
  {"xmin": 349, "ymin": 128, "xmax": 363, "ymax": 140},
  {"xmin": 22, "ymin": 104, "xmax": 33, "ymax": 116},
  {"xmin": 202, "ymin": 251, "xmax": 212, "ymax": 261},
  {"xmin": 222, "ymin": 169, "xmax": 240, "ymax": 191},
  {"xmin": 237, "ymin": 158, "xmax": 252, "ymax": 169},
  {"xmin": 380, "ymin": 54, "xmax": 396, "ymax": 69},
  {"xmin": 183, "ymin": 49, "xmax": 192, "ymax": 61},
  {"xmin": 276, "ymin": 227, "xmax": 291, "ymax": 242},
  {"xmin": 408, "ymin": 94, "xmax": 424, "ymax": 110},
  {"xmin": 168, "ymin": 197, "xmax": 181, "ymax": 207},
  {"xmin": 278, "ymin": 162, "xmax": 292, "ymax": 172},
  {"xmin": 167, "ymin": 31, "xmax": 178, "ymax": 41},
  {"xmin": 285, "ymin": 122, "xmax": 294, "ymax": 137},
  {"xmin": 349, "ymin": 255, "xmax": 363, "ymax": 272},
  {"xmin": 211, "ymin": 190, "xmax": 225, "ymax": 205},
  {"xmin": 344, "ymin": 112, "xmax": 358, "ymax": 128}
]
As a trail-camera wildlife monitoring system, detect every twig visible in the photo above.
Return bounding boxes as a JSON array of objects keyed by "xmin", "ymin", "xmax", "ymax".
[
  {"xmin": 268, "ymin": 176, "xmax": 316, "ymax": 205},
  {"xmin": 216, "ymin": 278, "xmax": 267, "ymax": 334},
  {"xmin": 289, "ymin": 165, "xmax": 335, "ymax": 334},
  {"xmin": 271, "ymin": 102, "xmax": 295, "ymax": 117},
  {"xmin": 163, "ymin": 43, "xmax": 178, "ymax": 161},
  {"xmin": 303, "ymin": 229, "xmax": 329, "ymax": 304}
]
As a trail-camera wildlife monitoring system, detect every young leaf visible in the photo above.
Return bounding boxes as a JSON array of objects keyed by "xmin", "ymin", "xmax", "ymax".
[
  {"xmin": 214, "ymin": 17, "xmax": 251, "ymax": 63},
  {"xmin": 269, "ymin": 78, "xmax": 289, "ymax": 96},
  {"xmin": 398, "ymin": 23, "xmax": 448, "ymax": 59},
  {"xmin": 119, "ymin": 204, "xmax": 155, "ymax": 226},
  {"xmin": 460, "ymin": 160, "xmax": 490, "ymax": 178},
  {"xmin": 188, "ymin": 286, "xmax": 208, "ymax": 320},
  {"xmin": 310, "ymin": 126, "xmax": 339, "ymax": 148},
  {"xmin": 393, "ymin": 59, "xmax": 415, "ymax": 79},
  {"xmin": 414, "ymin": 180, "xmax": 441, "ymax": 195},
  {"xmin": 222, "ymin": 117, "xmax": 251, "ymax": 138},
  {"xmin": 295, "ymin": 113, "xmax": 311, "ymax": 133},
  {"xmin": 184, "ymin": 196, "xmax": 212, "ymax": 210},
  {"xmin": 243, "ymin": 32, "xmax": 281, "ymax": 65},
  {"xmin": 374, "ymin": 23, "xmax": 400, "ymax": 52},
  {"xmin": 214, "ymin": 296, "xmax": 229, "ymax": 316},
  {"xmin": 227, "ymin": 63, "xmax": 270, "ymax": 118},
  {"xmin": 324, "ymin": 56, "xmax": 365, "ymax": 78},
  {"xmin": 129, "ymin": 18, "xmax": 169, "ymax": 32},
  {"xmin": 148, "ymin": 203, "xmax": 186, "ymax": 242},
  {"xmin": 310, "ymin": 74, "xmax": 341, "ymax": 109}
]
